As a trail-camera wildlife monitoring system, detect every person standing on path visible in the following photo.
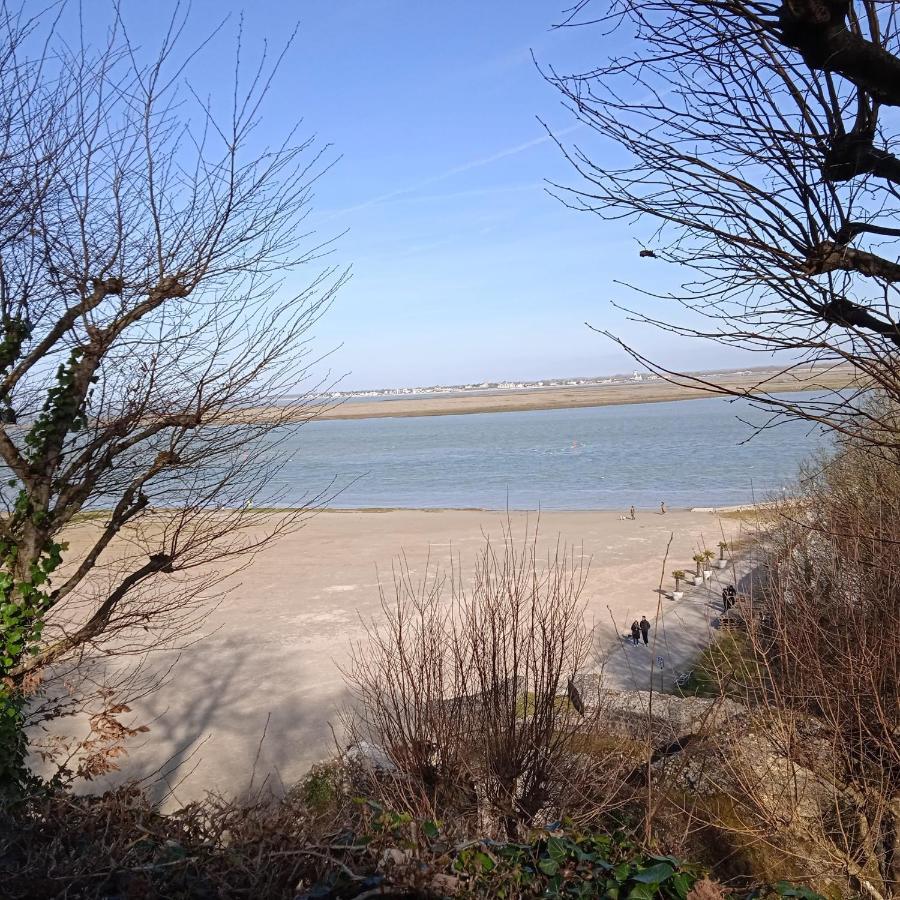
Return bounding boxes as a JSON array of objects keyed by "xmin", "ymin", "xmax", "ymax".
[
  {"xmin": 630, "ymin": 620, "xmax": 641, "ymax": 645},
  {"xmin": 639, "ymin": 616, "xmax": 651, "ymax": 645}
]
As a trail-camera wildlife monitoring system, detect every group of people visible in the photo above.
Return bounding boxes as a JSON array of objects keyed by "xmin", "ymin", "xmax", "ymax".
[
  {"xmin": 629, "ymin": 616, "xmax": 652, "ymax": 646},
  {"xmin": 721, "ymin": 584, "xmax": 737, "ymax": 610}
]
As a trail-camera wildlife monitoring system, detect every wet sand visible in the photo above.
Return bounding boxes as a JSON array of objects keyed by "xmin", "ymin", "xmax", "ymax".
[{"xmin": 64, "ymin": 507, "xmax": 746, "ymax": 808}]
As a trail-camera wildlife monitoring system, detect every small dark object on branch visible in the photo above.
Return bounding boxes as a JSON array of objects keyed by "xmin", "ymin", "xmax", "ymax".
[
  {"xmin": 639, "ymin": 249, "xmax": 657, "ymax": 258},
  {"xmin": 567, "ymin": 676, "xmax": 585, "ymax": 716}
]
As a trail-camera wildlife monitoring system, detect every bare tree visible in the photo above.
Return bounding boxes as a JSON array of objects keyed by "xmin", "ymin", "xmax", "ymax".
[
  {"xmin": 343, "ymin": 525, "xmax": 634, "ymax": 840},
  {"xmin": 0, "ymin": 3, "xmax": 346, "ymax": 795},
  {"xmin": 543, "ymin": 0, "xmax": 900, "ymax": 448}
]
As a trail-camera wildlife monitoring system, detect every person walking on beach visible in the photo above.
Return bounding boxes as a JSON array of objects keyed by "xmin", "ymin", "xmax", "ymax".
[
  {"xmin": 630, "ymin": 620, "xmax": 641, "ymax": 645},
  {"xmin": 639, "ymin": 616, "xmax": 651, "ymax": 645},
  {"xmin": 629, "ymin": 505, "xmax": 636, "ymax": 520},
  {"xmin": 660, "ymin": 501, "xmax": 666, "ymax": 515}
]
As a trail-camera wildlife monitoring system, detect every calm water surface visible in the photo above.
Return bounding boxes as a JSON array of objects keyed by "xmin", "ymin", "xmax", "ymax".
[{"xmin": 259, "ymin": 393, "xmax": 829, "ymax": 510}]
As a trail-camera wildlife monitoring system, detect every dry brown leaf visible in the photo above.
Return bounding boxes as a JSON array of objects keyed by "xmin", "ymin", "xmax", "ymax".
[{"xmin": 687, "ymin": 878, "xmax": 729, "ymax": 900}]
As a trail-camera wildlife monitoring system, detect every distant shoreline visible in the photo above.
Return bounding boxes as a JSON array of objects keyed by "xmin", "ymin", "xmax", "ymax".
[
  {"xmin": 68, "ymin": 504, "xmax": 769, "ymax": 523},
  {"xmin": 319, "ymin": 504, "xmax": 760, "ymax": 514},
  {"xmin": 308, "ymin": 368, "xmax": 857, "ymax": 422}
]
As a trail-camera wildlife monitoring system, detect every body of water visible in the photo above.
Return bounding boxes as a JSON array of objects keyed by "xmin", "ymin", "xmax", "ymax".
[{"xmin": 258, "ymin": 393, "xmax": 829, "ymax": 510}]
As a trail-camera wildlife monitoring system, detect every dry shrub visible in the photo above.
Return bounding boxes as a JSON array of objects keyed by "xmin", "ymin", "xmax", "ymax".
[
  {"xmin": 343, "ymin": 523, "xmax": 634, "ymax": 839},
  {"xmin": 2, "ymin": 759, "xmax": 423, "ymax": 900},
  {"xmin": 0, "ymin": 785, "xmax": 349, "ymax": 899},
  {"xmin": 0, "ymin": 778, "xmax": 738, "ymax": 899},
  {"xmin": 663, "ymin": 427, "xmax": 900, "ymax": 898},
  {"xmin": 750, "ymin": 442, "xmax": 900, "ymax": 896}
]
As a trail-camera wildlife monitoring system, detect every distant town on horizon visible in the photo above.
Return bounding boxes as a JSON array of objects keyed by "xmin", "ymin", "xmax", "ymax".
[{"xmin": 326, "ymin": 362, "xmax": 846, "ymax": 400}]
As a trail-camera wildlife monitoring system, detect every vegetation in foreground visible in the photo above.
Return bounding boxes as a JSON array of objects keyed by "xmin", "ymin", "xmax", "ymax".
[{"xmin": 1, "ymin": 778, "xmax": 822, "ymax": 899}]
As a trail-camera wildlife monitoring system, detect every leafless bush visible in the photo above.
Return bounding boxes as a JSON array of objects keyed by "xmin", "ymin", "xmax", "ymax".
[
  {"xmin": 0, "ymin": 779, "xmax": 371, "ymax": 900},
  {"xmin": 343, "ymin": 524, "xmax": 635, "ymax": 839},
  {"xmin": 758, "ymin": 448, "xmax": 900, "ymax": 895},
  {"xmin": 665, "ymin": 427, "xmax": 900, "ymax": 896}
]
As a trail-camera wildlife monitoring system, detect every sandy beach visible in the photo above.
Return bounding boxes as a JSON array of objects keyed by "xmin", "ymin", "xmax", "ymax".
[
  {"xmin": 312, "ymin": 367, "xmax": 858, "ymax": 421},
  {"xmin": 65, "ymin": 507, "xmax": 748, "ymax": 808}
]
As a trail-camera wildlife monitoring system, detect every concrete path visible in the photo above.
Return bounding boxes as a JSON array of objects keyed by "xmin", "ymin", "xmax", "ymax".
[{"xmin": 597, "ymin": 556, "xmax": 757, "ymax": 693}]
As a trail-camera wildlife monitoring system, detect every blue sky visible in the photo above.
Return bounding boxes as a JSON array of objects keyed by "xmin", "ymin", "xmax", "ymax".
[{"xmin": 110, "ymin": 2, "xmax": 753, "ymax": 390}]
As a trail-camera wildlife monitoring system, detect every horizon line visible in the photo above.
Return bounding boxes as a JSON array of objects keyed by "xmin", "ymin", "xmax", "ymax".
[{"xmin": 290, "ymin": 361, "xmax": 852, "ymax": 397}]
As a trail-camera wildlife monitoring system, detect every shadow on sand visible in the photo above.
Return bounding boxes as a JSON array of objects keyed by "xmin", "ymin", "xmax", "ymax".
[{"xmin": 79, "ymin": 637, "xmax": 350, "ymax": 808}]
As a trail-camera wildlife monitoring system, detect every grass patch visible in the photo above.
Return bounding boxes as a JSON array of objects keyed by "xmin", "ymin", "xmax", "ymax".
[
  {"xmin": 717, "ymin": 499, "xmax": 805, "ymax": 526},
  {"xmin": 515, "ymin": 692, "xmax": 578, "ymax": 717},
  {"xmin": 66, "ymin": 510, "xmax": 109, "ymax": 523},
  {"xmin": 726, "ymin": 533, "xmax": 757, "ymax": 553},
  {"xmin": 565, "ymin": 731, "xmax": 645, "ymax": 761},
  {"xmin": 717, "ymin": 508, "xmax": 774, "ymax": 524},
  {"xmin": 675, "ymin": 633, "xmax": 760, "ymax": 698}
]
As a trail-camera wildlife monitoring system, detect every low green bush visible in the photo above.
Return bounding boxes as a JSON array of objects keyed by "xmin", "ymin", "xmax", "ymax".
[{"xmin": 451, "ymin": 829, "xmax": 703, "ymax": 899}]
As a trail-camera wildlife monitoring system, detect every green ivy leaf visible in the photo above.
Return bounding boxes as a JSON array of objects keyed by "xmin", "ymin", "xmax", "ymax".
[
  {"xmin": 626, "ymin": 884, "xmax": 657, "ymax": 900},
  {"xmin": 474, "ymin": 851, "xmax": 495, "ymax": 872},
  {"xmin": 546, "ymin": 836, "xmax": 568, "ymax": 863},
  {"xmin": 668, "ymin": 871, "xmax": 695, "ymax": 898},
  {"xmin": 632, "ymin": 863, "xmax": 675, "ymax": 884},
  {"xmin": 773, "ymin": 883, "xmax": 824, "ymax": 899}
]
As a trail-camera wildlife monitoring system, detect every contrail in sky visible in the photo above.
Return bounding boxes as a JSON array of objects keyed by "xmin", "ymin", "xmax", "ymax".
[{"xmin": 326, "ymin": 121, "xmax": 583, "ymax": 219}]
